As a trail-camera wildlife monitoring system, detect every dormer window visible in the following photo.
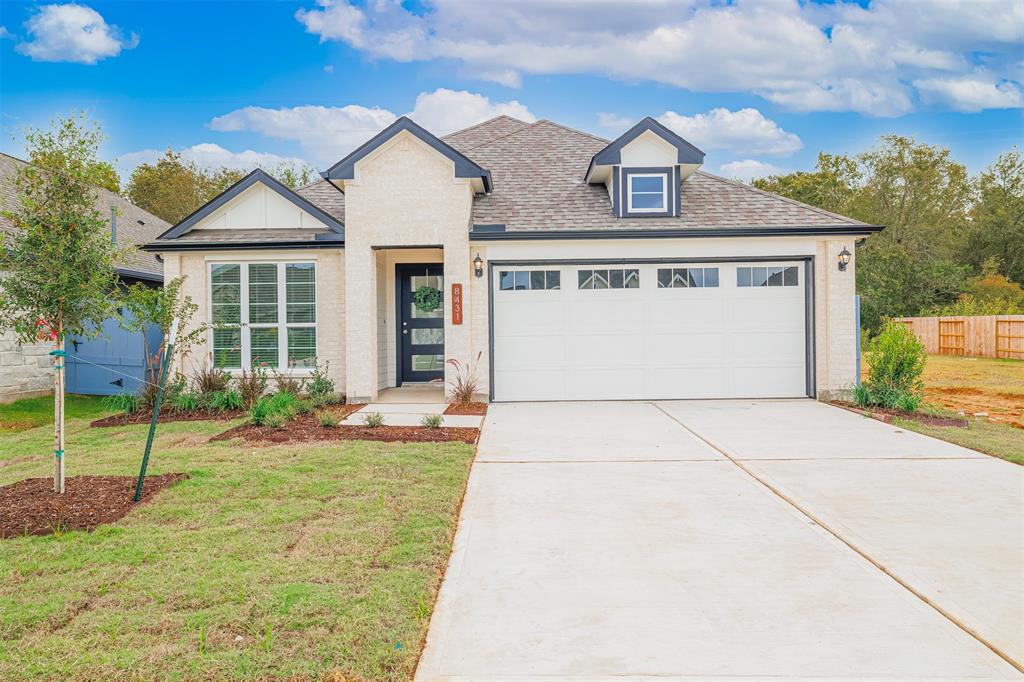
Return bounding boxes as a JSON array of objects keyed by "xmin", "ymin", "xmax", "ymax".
[{"xmin": 627, "ymin": 173, "xmax": 668, "ymax": 213}]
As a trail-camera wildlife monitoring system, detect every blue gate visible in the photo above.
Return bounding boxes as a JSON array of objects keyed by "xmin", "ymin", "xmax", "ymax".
[{"xmin": 65, "ymin": 317, "xmax": 162, "ymax": 396}]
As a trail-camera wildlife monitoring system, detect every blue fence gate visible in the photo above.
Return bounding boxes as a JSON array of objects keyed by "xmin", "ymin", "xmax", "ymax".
[{"xmin": 65, "ymin": 317, "xmax": 162, "ymax": 396}]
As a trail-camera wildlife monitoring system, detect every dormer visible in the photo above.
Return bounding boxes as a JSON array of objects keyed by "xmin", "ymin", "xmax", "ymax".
[{"xmin": 585, "ymin": 117, "xmax": 704, "ymax": 218}]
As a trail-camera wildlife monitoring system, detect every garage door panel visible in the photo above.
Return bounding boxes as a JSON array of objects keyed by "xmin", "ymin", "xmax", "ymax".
[{"xmin": 492, "ymin": 261, "xmax": 809, "ymax": 401}]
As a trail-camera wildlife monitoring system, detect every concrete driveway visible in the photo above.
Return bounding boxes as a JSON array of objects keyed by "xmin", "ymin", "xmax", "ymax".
[{"xmin": 416, "ymin": 400, "xmax": 1024, "ymax": 681}]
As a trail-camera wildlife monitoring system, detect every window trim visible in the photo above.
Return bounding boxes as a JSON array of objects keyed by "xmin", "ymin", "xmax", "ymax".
[
  {"xmin": 208, "ymin": 260, "xmax": 317, "ymax": 372},
  {"xmin": 626, "ymin": 172, "xmax": 668, "ymax": 214}
]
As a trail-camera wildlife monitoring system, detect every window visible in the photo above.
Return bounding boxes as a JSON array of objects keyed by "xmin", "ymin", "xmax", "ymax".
[
  {"xmin": 657, "ymin": 267, "xmax": 719, "ymax": 288},
  {"xmin": 577, "ymin": 268, "xmax": 640, "ymax": 289},
  {"xmin": 499, "ymin": 270, "xmax": 561, "ymax": 291},
  {"xmin": 737, "ymin": 265, "xmax": 799, "ymax": 287},
  {"xmin": 627, "ymin": 173, "xmax": 667, "ymax": 213},
  {"xmin": 210, "ymin": 261, "xmax": 317, "ymax": 370}
]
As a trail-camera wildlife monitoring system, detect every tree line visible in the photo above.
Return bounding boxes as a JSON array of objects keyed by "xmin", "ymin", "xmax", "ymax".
[{"xmin": 752, "ymin": 136, "xmax": 1024, "ymax": 332}]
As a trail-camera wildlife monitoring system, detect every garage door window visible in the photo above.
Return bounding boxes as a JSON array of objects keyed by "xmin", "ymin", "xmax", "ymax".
[
  {"xmin": 578, "ymin": 268, "xmax": 640, "ymax": 289},
  {"xmin": 657, "ymin": 267, "xmax": 719, "ymax": 288},
  {"xmin": 737, "ymin": 266, "xmax": 799, "ymax": 287},
  {"xmin": 499, "ymin": 270, "xmax": 561, "ymax": 291}
]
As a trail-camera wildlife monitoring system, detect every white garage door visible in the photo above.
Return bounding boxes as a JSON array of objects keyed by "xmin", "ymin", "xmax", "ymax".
[{"xmin": 491, "ymin": 261, "xmax": 810, "ymax": 401}]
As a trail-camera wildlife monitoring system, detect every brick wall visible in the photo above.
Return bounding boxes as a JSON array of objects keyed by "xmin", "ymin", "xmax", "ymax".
[{"xmin": 0, "ymin": 330, "xmax": 52, "ymax": 402}]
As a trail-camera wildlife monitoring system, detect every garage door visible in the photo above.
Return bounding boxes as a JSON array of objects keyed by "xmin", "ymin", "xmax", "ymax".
[{"xmin": 491, "ymin": 261, "xmax": 810, "ymax": 401}]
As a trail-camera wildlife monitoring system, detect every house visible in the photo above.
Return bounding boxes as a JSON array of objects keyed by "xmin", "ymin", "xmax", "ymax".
[
  {"xmin": 142, "ymin": 115, "xmax": 880, "ymax": 403},
  {"xmin": 0, "ymin": 153, "xmax": 169, "ymax": 402}
]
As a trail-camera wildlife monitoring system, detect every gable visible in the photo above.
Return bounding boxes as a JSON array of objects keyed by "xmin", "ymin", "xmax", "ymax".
[
  {"xmin": 191, "ymin": 182, "xmax": 329, "ymax": 231},
  {"xmin": 619, "ymin": 130, "xmax": 678, "ymax": 167}
]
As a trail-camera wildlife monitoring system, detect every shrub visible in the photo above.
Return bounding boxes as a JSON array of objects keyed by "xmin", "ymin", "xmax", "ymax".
[
  {"xmin": 317, "ymin": 411, "xmax": 339, "ymax": 428},
  {"xmin": 860, "ymin": 320, "xmax": 927, "ymax": 411},
  {"xmin": 294, "ymin": 399, "xmax": 314, "ymax": 415},
  {"xmin": 194, "ymin": 362, "xmax": 231, "ymax": 395},
  {"xmin": 310, "ymin": 392, "xmax": 344, "ymax": 408},
  {"xmin": 273, "ymin": 369, "xmax": 305, "ymax": 396},
  {"xmin": 363, "ymin": 412, "xmax": 384, "ymax": 428},
  {"xmin": 447, "ymin": 351, "xmax": 482, "ymax": 405},
  {"xmin": 306, "ymin": 358, "xmax": 335, "ymax": 399},
  {"xmin": 206, "ymin": 389, "xmax": 244, "ymax": 413},
  {"xmin": 170, "ymin": 390, "xmax": 200, "ymax": 413},
  {"xmin": 102, "ymin": 392, "xmax": 139, "ymax": 415},
  {"xmin": 236, "ymin": 367, "xmax": 268, "ymax": 408},
  {"xmin": 250, "ymin": 392, "xmax": 297, "ymax": 426},
  {"xmin": 420, "ymin": 413, "xmax": 443, "ymax": 429},
  {"xmin": 262, "ymin": 412, "xmax": 288, "ymax": 429}
]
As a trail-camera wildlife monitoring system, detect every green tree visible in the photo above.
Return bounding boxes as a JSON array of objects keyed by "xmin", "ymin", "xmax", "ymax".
[
  {"xmin": 271, "ymin": 161, "xmax": 317, "ymax": 189},
  {"xmin": 125, "ymin": 151, "xmax": 248, "ymax": 224},
  {"xmin": 119, "ymin": 276, "xmax": 206, "ymax": 382},
  {"xmin": 965, "ymin": 150, "xmax": 1024, "ymax": 283},
  {"xmin": 0, "ymin": 114, "xmax": 125, "ymax": 494},
  {"xmin": 31, "ymin": 149, "xmax": 121, "ymax": 193},
  {"xmin": 930, "ymin": 258, "xmax": 1024, "ymax": 315},
  {"xmin": 753, "ymin": 152, "xmax": 860, "ymax": 216}
]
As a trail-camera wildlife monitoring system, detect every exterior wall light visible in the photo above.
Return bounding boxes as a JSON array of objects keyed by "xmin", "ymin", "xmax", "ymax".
[
  {"xmin": 838, "ymin": 246, "xmax": 852, "ymax": 272},
  {"xmin": 473, "ymin": 253, "xmax": 483, "ymax": 278}
]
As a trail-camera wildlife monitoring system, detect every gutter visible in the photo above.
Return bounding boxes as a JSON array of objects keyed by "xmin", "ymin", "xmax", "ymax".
[
  {"xmin": 140, "ymin": 239, "xmax": 345, "ymax": 253},
  {"xmin": 469, "ymin": 225, "xmax": 884, "ymax": 241}
]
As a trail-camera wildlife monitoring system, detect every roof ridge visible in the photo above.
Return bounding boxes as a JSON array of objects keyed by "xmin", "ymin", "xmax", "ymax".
[
  {"xmin": 533, "ymin": 119, "xmax": 610, "ymax": 145},
  {"xmin": 693, "ymin": 170, "xmax": 869, "ymax": 226},
  {"xmin": 461, "ymin": 118, "xmax": 610, "ymax": 154},
  {"xmin": 442, "ymin": 114, "xmax": 531, "ymax": 141}
]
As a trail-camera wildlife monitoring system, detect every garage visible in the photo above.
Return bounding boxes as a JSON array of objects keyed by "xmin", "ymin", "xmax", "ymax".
[{"xmin": 490, "ymin": 259, "xmax": 812, "ymax": 401}]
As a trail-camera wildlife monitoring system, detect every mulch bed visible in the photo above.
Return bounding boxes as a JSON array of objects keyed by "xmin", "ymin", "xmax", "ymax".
[
  {"xmin": 0, "ymin": 473, "xmax": 187, "ymax": 538},
  {"xmin": 444, "ymin": 401, "xmax": 488, "ymax": 416},
  {"xmin": 91, "ymin": 409, "xmax": 247, "ymax": 428},
  {"xmin": 211, "ymin": 404, "xmax": 478, "ymax": 446},
  {"xmin": 832, "ymin": 402, "xmax": 969, "ymax": 428}
]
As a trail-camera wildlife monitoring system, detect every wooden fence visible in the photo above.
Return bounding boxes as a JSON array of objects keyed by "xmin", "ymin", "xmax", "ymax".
[{"xmin": 894, "ymin": 315, "xmax": 1024, "ymax": 359}]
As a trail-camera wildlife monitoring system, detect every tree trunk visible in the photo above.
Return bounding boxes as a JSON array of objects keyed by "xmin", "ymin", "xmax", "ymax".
[{"xmin": 53, "ymin": 334, "xmax": 65, "ymax": 494}]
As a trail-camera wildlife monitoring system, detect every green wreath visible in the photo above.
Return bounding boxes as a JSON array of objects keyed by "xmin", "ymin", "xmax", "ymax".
[{"xmin": 412, "ymin": 285, "xmax": 443, "ymax": 313}]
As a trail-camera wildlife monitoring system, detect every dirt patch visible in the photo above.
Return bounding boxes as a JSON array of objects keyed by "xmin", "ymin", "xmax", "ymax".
[
  {"xmin": 923, "ymin": 387, "xmax": 1024, "ymax": 427},
  {"xmin": 211, "ymin": 407, "xmax": 478, "ymax": 446},
  {"xmin": 832, "ymin": 402, "xmax": 969, "ymax": 428},
  {"xmin": 91, "ymin": 409, "xmax": 246, "ymax": 428},
  {"xmin": 444, "ymin": 401, "xmax": 488, "ymax": 416},
  {"xmin": 0, "ymin": 473, "xmax": 187, "ymax": 538}
]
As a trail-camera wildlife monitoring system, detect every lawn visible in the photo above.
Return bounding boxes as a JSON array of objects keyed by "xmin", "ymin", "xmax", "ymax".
[
  {"xmin": 0, "ymin": 410, "xmax": 475, "ymax": 680},
  {"xmin": 0, "ymin": 394, "xmax": 110, "ymax": 431}
]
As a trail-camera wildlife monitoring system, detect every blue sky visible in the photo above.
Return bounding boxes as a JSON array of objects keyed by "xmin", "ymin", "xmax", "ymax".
[{"xmin": 1, "ymin": 0, "xmax": 1021, "ymax": 183}]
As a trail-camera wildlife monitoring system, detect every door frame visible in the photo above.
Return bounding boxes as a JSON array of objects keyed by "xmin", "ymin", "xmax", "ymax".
[
  {"xmin": 486, "ymin": 255, "xmax": 816, "ymax": 401},
  {"xmin": 395, "ymin": 263, "xmax": 445, "ymax": 386}
]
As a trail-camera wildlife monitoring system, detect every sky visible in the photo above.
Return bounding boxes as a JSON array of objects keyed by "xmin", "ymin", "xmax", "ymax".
[{"xmin": 0, "ymin": 0, "xmax": 1021, "ymax": 184}]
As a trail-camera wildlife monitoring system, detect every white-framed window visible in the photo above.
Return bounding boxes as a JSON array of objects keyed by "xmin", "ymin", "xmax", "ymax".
[
  {"xmin": 627, "ymin": 173, "xmax": 668, "ymax": 213},
  {"xmin": 209, "ymin": 261, "xmax": 317, "ymax": 370}
]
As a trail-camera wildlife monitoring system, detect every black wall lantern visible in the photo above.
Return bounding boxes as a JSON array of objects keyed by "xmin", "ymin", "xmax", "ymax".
[
  {"xmin": 473, "ymin": 253, "xmax": 483, "ymax": 278},
  {"xmin": 838, "ymin": 246, "xmax": 852, "ymax": 272}
]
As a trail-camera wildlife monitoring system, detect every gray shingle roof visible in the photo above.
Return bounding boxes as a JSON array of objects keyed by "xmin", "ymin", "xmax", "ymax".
[
  {"xmin": 295, "ymin": 178, "xmax": 345, "ymax": 222},
  {"xmin": 0, "ymin": 153, "xmax": 168, "ymax": 278},
  {"xmin": 170, "ymin": 228, "xmax": 339, "ymax": 244}
]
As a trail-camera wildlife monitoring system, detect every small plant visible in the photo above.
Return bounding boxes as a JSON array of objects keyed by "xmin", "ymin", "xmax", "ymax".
[
  {"xmin": 250, "ymin": 392, "xmax": 298, "ymax": 426},
  {"xmin": 170, "ymin": 390, "xmax": 200, "ymax": 413},
  {"xmin": 102, "ymin": 392, "xmax": 139, "ymax": 415},
  {"xmin": 273, "ymin": 369, "xmax": 305, "ymax": 396},
  {"xmin": 207, "ymin": 389, "xmax": 244, "ymax": 413},
  {"xmin": 420, "ymin": 413, "xmax": 443, "ymax": 429},
  {"xmin": 262, "ymin": 411, "xmax": 288, "ymax": 429},
  {"xmin": 306, "ymin": 358, "xmax": 335, "ymax": 399},
  {"xmin": 194, "ymin": 361, "xmax": 231, "ymax": 395},
  {"xmin": 317, "ymin": 411, "xmax": 339, "ymax": 428},
  {"xmin": 859, "ymin": 321, "xmax": 927, "ymax": 411},
  {"xmin": 363, "ymin": 412, "xmax": 385, "ymax": 428},
  {"xmin": 293, "ymin": 398, "xmax": 314, "ymax": 415},
  {"xmin": 446, "ymin": 351, "xmax": 482, "ymax": 405},
  {"xmin": 310, "ymin": 391, "xmax": 344, "ymax": 408},
  {"xmin": 236, "ymin": 366, "xmax": 268, "ymax": 408}
]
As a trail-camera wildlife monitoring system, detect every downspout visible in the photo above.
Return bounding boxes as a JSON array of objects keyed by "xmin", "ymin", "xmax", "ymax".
[{"xmin": 110, "ymin": 206, "xmax": 117, "ymax": 244}]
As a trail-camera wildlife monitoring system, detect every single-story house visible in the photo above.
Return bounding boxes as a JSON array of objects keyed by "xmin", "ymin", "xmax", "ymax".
[
  {"xmin": 0, "ymin": 153, "xmax": 169, "ymax": 402},
  {"xmin": 142, "ymin": 115, "xmax": 880, "ymax": 403}
]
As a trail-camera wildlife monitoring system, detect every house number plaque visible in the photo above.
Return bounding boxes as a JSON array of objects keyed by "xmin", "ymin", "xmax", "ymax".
[{"xmin": 451, "ymin": 284, "xmax": 463, "ymax": 325}]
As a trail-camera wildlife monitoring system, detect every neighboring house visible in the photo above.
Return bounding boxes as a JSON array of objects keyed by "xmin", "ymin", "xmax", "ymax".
[
  {"xmin": 142, "ymin": 115, "xmax": 880, "ymax": 403},
  {"xmin": 0, "ymin": 153, "xmax": 169, "ymax": 402}
]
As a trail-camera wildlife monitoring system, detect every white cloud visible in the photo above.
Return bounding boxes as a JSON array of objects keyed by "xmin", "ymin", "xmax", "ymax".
[
  {"xmin": 913, "ymin": 76, "xmax": 1024, "ymax": 112},
  {"xmin": 209, "ymin": 89, "xmax": 536, "ymax": 164},
  {"xmin": 118, "ymin": 144, "xmax": 308, "ymax": 178},
  {"xmin": 716, "ymin": 159, "xmax": 787, "ymax": 183},
  {"xmin": 0, "ymin": 26, "xmax": 11, "ymax": 39},
  {"xmin": 657, "ymin": 108, "xmax": 802, "ymax": 156},
  {"xmin": 596, "ymin": 113, "xmax": 634, "ymax": 134},
  {"xmin": 16, "ymin": 3, "xmax": 137, "ymax": 64},
  {"xmin": 293, "ymin": 0, "xmax": 1024, "ymax": 116}
]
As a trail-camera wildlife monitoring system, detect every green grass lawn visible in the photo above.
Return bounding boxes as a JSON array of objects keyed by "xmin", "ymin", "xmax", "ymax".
[
  {"xmin": 0, "ymin": 394, "xmax": 110, "ymax": 432},
  {"xmin": 893, "ymin": 416, "xmax": 1024, "ymax": 466},
  {"xmin": 0, "ymin": 410, "xmax": 475, "ymax": 680}
]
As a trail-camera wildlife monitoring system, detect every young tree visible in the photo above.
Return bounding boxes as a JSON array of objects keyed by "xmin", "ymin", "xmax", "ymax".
[{"xmin": 0, "ymin": 114, "xmax": 124, "ymax": 493}]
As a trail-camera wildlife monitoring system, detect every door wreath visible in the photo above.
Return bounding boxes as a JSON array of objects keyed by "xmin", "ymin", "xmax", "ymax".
[{"xmin": 412, "ymin": 285, "xmax": 443, "ymax": 313}]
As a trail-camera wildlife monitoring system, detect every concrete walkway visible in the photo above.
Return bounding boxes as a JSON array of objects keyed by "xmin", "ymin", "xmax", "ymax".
[{"xmin": 416, "ymin": 400, "xmax": 1023, "ymax": 681}]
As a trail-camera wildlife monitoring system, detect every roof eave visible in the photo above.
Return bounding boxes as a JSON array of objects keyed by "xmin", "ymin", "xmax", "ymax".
[{"xmin": 469, "ymin": 225, "xmax": 884, "ymax": 241}]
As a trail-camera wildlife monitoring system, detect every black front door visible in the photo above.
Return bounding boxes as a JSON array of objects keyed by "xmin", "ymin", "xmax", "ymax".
[{"xmin": 398, "ymin": 264, "xmax": 444, "ymax": 384}]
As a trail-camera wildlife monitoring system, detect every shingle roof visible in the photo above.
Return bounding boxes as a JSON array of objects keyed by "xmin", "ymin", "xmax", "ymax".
[
  {"xmin": 295, "ymin": 178, "xmax": 345, "ymax": 222},
  {"xmin": 442, "ymin": 115, "xmax": 534, "ymax": 152},
  {"xmin": 170, "ymin": 228, "xmax": 339, "ymax": 245},
  {"xmin": 0, "ymin": 153, "xmax": 168, "ymax": 278}
]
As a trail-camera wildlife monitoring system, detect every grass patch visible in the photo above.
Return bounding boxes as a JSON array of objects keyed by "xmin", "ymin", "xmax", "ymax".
[
  {"xmin": 0, "ymin": 406, "xmax": 475, "ymax": 679},
  {"xmin": 0, "ymin": 394, "xmax": 110, "ymax": 432},
  {"xmin": 893, "ymin": 416, "xmax": 1024, "ymax": 466}
]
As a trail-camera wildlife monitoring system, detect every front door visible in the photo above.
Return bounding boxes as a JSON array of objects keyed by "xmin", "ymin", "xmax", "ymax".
[{"xmin": 398, "ymin": 264, "xmax": 445, "ymax": 384}]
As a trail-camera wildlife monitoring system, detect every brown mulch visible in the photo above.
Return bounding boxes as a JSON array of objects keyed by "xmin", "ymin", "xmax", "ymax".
[
  {"xmin": 0, "ymin": 473, "xmax": 187, "ymax": 538},
  {"xmin": 832, "ymin": 402, "xmax": 969, "ymax": 428},
  {"xmin": 444, "ymin": 401, "xmax": 488, "ymax": 416},
  {"xmin": 211, "ymin": 405, "xmax": 478, "ymax": 446},
  {"xmin": 91, "ymin": 409, "xmax": 247, "ymax": 428}
]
